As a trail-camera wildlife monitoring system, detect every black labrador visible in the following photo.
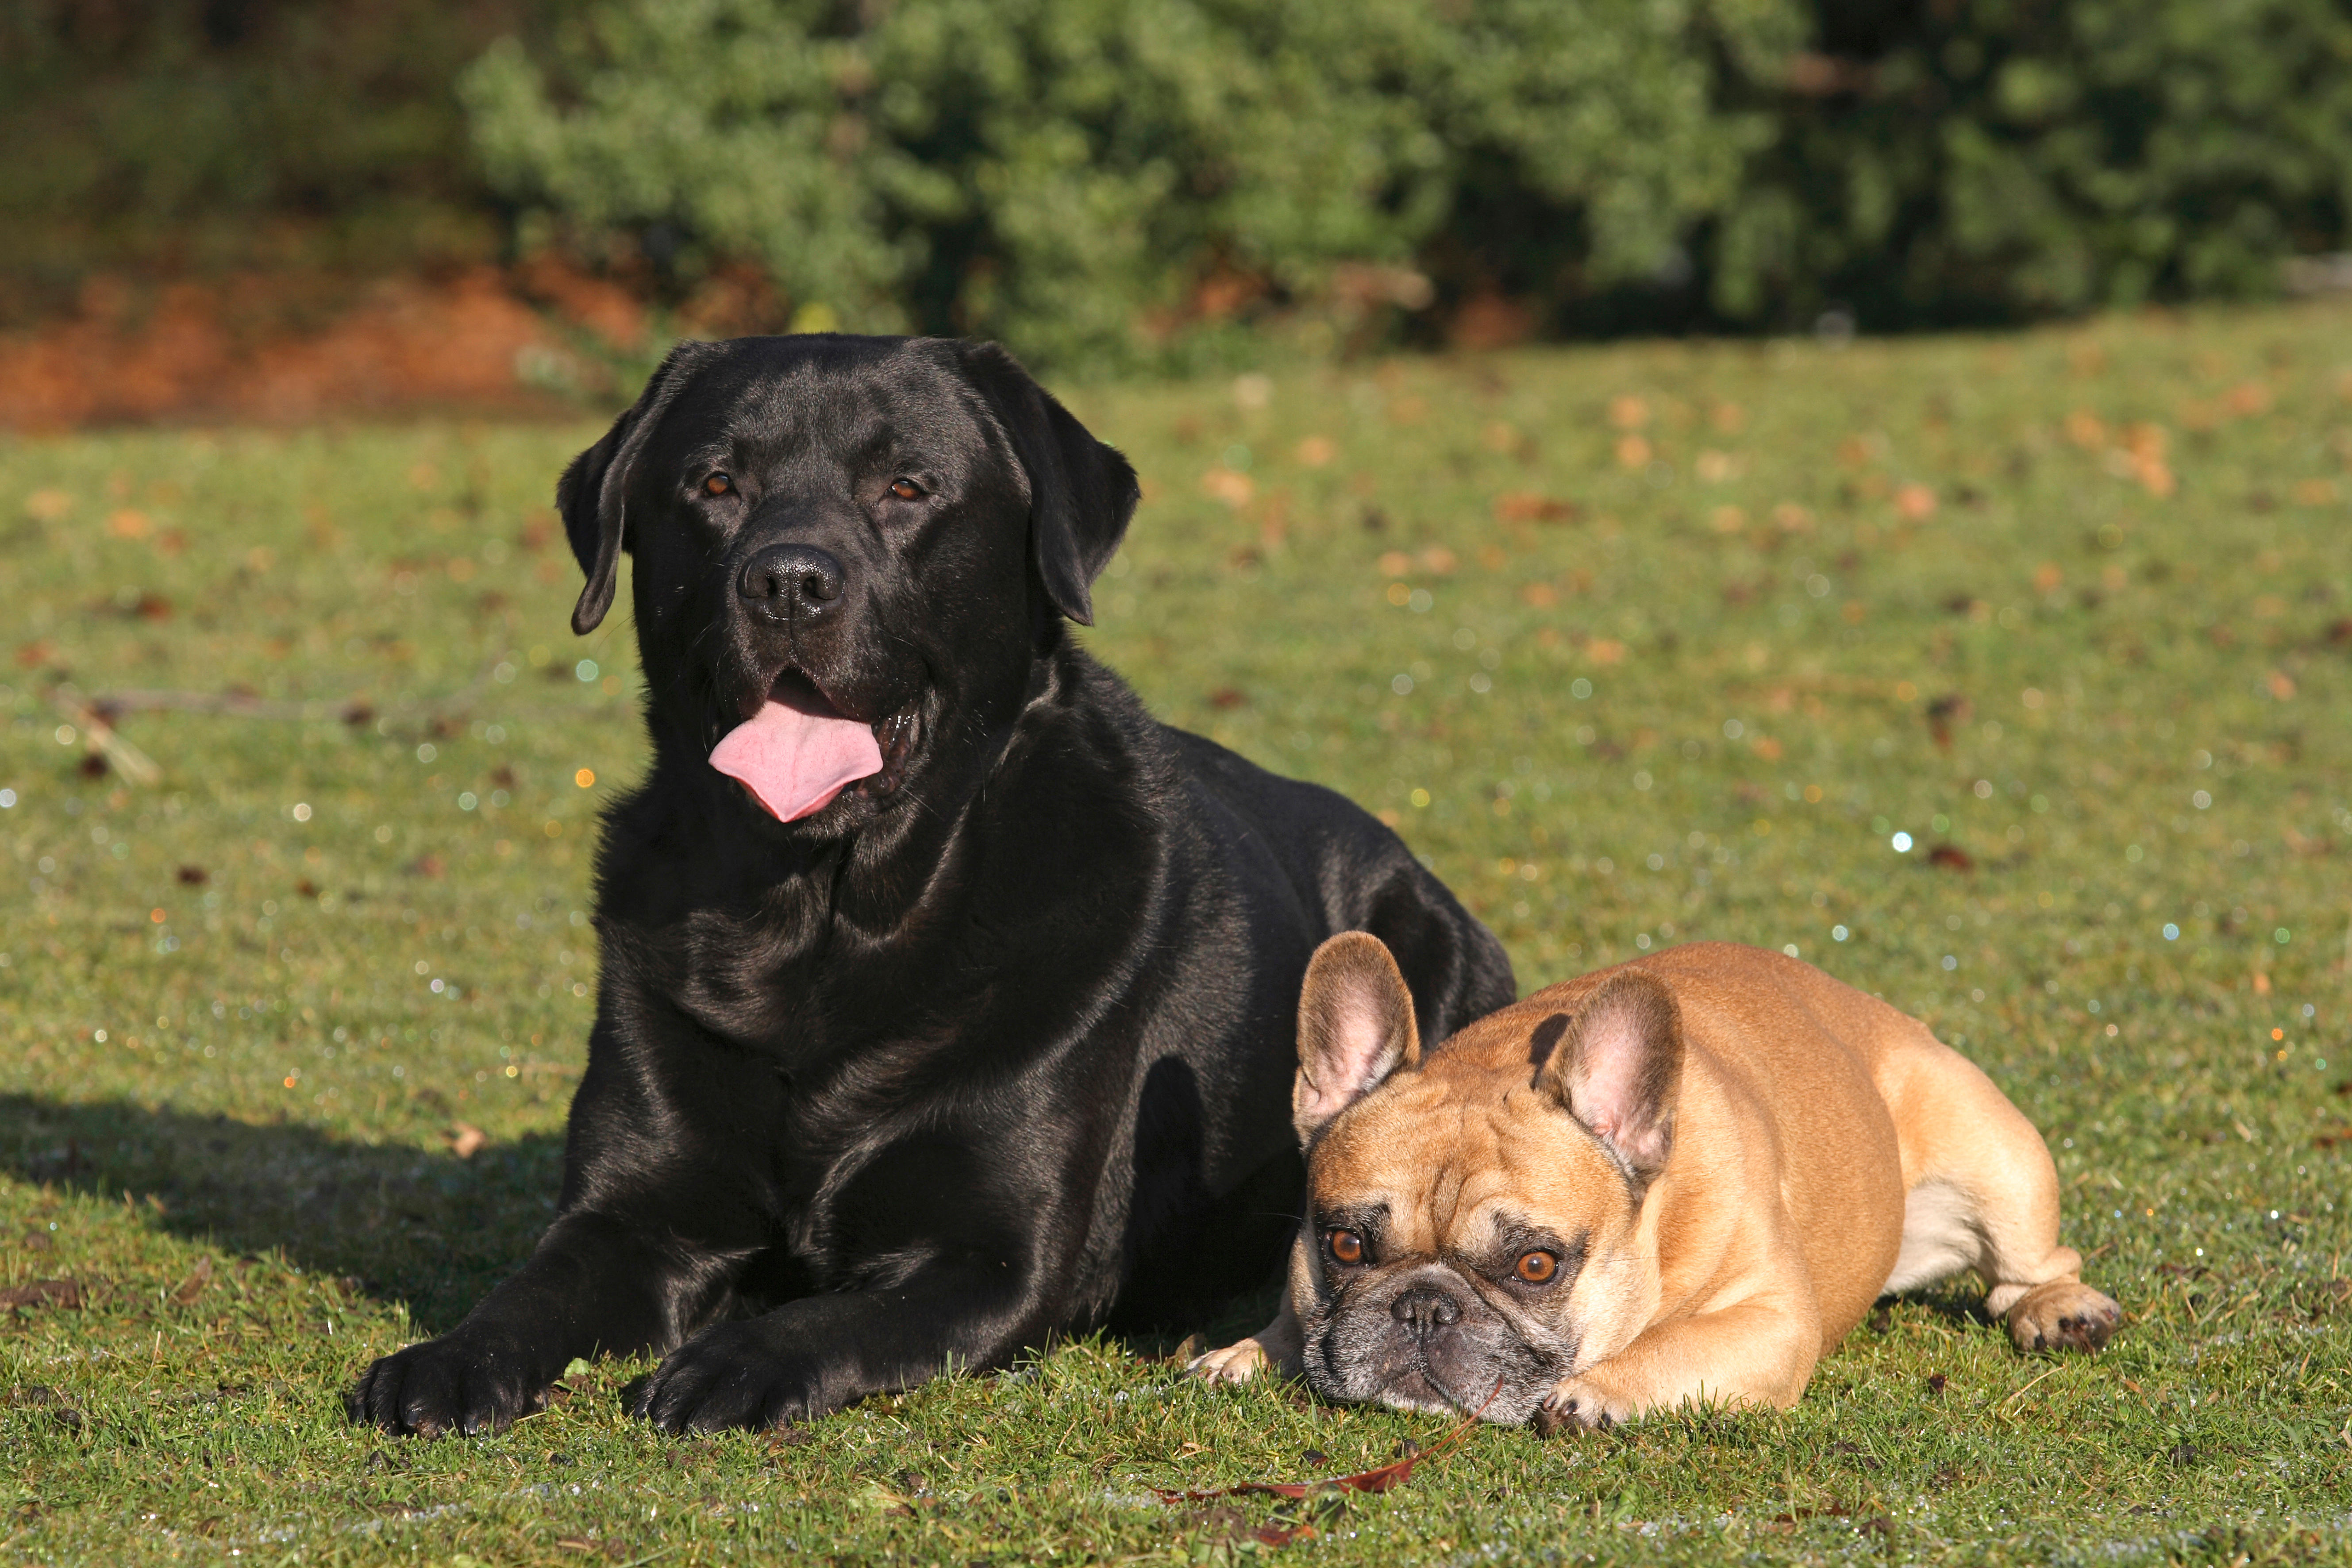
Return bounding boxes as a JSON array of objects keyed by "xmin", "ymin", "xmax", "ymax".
[{"xmin": 348, "ymin": 334, "xmax": 1514, "ymax": 1435}]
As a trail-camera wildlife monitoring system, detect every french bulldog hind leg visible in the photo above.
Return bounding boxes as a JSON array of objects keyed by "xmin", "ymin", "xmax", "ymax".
[{"xmin": 1880, "ymin": 1034, "xmax": 2122, "ymax": 1354}]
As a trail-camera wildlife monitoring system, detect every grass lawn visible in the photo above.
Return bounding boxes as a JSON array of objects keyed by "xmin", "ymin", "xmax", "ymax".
[{"xmin": 2, "ymin": 301, "xmax": 2349, "ymax": 1565}]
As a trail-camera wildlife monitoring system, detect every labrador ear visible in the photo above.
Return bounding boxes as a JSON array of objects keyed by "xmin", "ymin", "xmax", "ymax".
[
  {"xmin": 557, "ymin": 340, "xmax": 719, "ymax": 635},
  {"xmin": 1536, "ymin": 971, "xmax": 1683, "ymax": 1194},
  {"xmin": 956, "ymin": 341, "xmax": 1140, "ymax": 625},
  {"xmin": 1293, "ymin": 932, "xmax": 1422, "ymax": 1145}
]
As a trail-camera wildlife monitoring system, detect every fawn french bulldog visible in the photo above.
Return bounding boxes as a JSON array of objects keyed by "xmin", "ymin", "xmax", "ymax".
[{"xmin": 1192, "ymin": 936, "xmax": 2119, "ymax": 1430}]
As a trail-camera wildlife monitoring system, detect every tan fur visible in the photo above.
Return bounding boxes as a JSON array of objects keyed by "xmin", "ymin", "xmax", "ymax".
[{"xmin": 1194, "ymin": 941, "xmax": 2120, "ymax": 1425}]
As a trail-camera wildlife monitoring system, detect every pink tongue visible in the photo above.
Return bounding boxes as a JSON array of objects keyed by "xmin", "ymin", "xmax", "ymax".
[{"xmin": 710, "ymin": 687, "xmax": 885, "ymax": 822}]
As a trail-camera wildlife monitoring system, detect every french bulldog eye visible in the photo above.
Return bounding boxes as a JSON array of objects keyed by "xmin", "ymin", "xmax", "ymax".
[
  {"xmin": 888, "ymin": 478, "xmax": 925, "ymax": 501},
  {"xmin": 1326, "ymin": 1229, "xmax": 1366, "ymax": 1267},
  {"xmin": 1515, "ymin": 1250, "xmax": 1559, "ymax": 1285},
  {"xmin": 703, "ymin": 473, "xmax": 733, "ymax": 497}
]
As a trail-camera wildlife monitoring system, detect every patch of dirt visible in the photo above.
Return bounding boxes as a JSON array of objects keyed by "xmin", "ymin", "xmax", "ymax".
[{"xmin": 0, "ymin": 259, "xmax": 670, "ymax": 429}]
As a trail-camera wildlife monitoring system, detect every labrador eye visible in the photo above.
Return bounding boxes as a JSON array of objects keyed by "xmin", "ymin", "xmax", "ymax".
[
  {"xmin": 703, "ymin": 473, "xmax": 733, "ymax": 497},
  {"xmin": 1515, "ymin": 1250, "xmax": 1559, "ymax": 1285},
  {"xmin": 1326, "ymin": 1229, "xmax": 1365, "ymax": 1267},
  {"xmin": 889, "ymin": 478, "xmax": 924, "ymax": 501}
]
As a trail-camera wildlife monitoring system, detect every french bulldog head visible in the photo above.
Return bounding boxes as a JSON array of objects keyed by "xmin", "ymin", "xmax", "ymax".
[{"xmin": 1284, "ymin": 932, "xmax": 1684, "ymax": 1424}]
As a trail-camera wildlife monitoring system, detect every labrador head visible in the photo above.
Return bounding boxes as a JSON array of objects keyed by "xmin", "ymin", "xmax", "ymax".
[{"xmin": 558, "ymin": 334, "xmax": 1138, "ymax": 829}]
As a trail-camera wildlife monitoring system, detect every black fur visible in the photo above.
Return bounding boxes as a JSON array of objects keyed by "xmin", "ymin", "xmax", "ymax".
[{"xmin": 346, "ymin": 334, "xmax": 1515, "ymax": 1436}]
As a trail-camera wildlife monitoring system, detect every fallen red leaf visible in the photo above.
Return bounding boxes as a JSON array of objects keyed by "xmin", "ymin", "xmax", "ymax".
[{"xmin": 1493, "ymin": 492, "xmax": 1579, "ymax": 524}]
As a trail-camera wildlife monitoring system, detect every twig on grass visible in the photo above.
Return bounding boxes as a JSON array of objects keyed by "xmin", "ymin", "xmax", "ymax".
[
  {"xmin": 1152, "ymin": 1379, "xmax": 1502, "ymax": 1544},
  {"xmin": 50, "ymin": 685, "xmax": 162, "ymax": 784},
  {"xmin": 38, "ymin": 657, "xmax": 628, "ymax": 786},
  {"xmin": 1997, "ymin": 1363, "xmax": 2063, "ymax": 1414},
  {"xmin": 73, "ymin": 687, "xmax": 363, "ymax": 722},
  {"xmin": 73, "ymin": 653, "xmax": 509, "ymax": 729}
]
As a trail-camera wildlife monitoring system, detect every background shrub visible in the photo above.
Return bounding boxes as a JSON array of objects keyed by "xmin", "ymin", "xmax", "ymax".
[
  {"xmin": 1708, "ymin": 0, "xmax": 2352, "ymax": 330},
  {"xmin": 8, "ymin": 0, "xmax": 2352, "ymax": 362},
  {"xmin": 459, "ymin": 0, "xmax": 1805, "ymax": 368},
  {"xmin": 0, "ymin": 0, "xmax": 541, "ymax": 307}
]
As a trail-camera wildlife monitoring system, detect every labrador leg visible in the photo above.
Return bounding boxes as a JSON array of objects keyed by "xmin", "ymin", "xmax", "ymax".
[
  {"xmin": 348, "ymin": 1209, "xmax": 747, "ymax": 1436},
  {"xmin": 350, "ymin": 1016, "xmax": 785, "ymax": 1437},
  {"xmin": 634, "ymin": 1262, "xmax": 1056, "ymax": 1432}
]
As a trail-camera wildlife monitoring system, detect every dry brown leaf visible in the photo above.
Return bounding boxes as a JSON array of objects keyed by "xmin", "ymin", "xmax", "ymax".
[{"xmin": 171, "ymin": 1256, "xmax": 215, "ymax": 1305}]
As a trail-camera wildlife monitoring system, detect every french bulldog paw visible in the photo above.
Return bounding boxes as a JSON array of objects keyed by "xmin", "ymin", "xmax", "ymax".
[
  {"xmin": 2005, "ymin": 1281, "xmax": 2122, "ymax": 1353},
  {"xmin": 1532, "ymin": 1375, "xmax": 1628, "ymax": 1437},
  {"xmin": 1187, "ymin": 1338, "xmax": 1268, "ymax": 1384}
]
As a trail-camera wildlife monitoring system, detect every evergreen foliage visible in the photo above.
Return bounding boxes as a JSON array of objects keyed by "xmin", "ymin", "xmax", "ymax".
[
  {"xmin": 461, "ymin": 0, "xmax": 1802, "ymax": 366},
  {"xmin": 0, "ymin": 0, "xmax": 535, "ymax": 287},
  {"xmin": 7, "ymin": 0, "xmax": 2351, "ymax": 360},
  {"xmin": 1713, "ymin": 0, "xmax": 2352, "ymax": 327}
]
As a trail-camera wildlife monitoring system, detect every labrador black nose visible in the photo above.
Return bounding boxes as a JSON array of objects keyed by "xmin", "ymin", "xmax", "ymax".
[
  {"xmin": 1390, "ymin": 1285, "xmax": 1461, "ymax": 1336},
  {"xmin": 738, "ymin": 543, "xmax": 844, "ymax": 615}
]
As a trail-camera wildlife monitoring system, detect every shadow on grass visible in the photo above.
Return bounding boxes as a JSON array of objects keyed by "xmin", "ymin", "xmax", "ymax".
[
  {"xmin": 0, "ymin": 1094, "xmax": 558, "ymax": 1335},
  {"xmin": 0, "ymin": 1094, "xmax": 1282, "ymax": 1363},
  {"xmin": 1883, "ymin": 1284, "xmax": 1999, "ymax": 1332}
]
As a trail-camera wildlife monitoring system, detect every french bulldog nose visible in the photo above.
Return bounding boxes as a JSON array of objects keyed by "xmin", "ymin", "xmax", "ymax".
[
  {"xmin": 1390, "ymin": 1285, "xmax": 1461, "ymax": 1336},
  {"xmin": 738, "ymin": 543, "xmax": 845, "ymax": 615}
]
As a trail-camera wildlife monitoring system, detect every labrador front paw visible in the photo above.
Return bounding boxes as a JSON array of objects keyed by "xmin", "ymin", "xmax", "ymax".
[
  {"xmin": 635, "ymin": 1321, "xmax": 841, "ymax": 1433},
  {"xmin": 1187, "ymin": 1338, "xmax": 1270, "ymax": 1385},
  {"xmin": 347, "ymin": 1334, "xmax": 548, "ymax": 1438}
]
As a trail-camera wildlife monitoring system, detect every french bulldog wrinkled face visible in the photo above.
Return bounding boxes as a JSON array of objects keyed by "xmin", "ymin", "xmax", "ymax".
[{"xmin": 1286, "ymin": 935, "xmax": 1683, "ymax": 1425}]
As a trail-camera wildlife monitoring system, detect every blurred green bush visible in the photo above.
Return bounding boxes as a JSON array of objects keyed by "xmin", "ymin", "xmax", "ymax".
[
  {"xmin": 1712, "ymin": 0, "xmax": 2352, "ymax": 328},
  {"xmin": 0, "ymin": 0, "xmax": 539, "ymax": 302},
  {"xmin": 459, "ymin": 0, "xmax": 1801, "ymax": 369},
  {"xmin": 8, "ymin": 0, "xmax": 2350, "ymax": 361},
  {"xmin": 464, "ymin": 0, "xmax": 2352, "ymax": 366}
]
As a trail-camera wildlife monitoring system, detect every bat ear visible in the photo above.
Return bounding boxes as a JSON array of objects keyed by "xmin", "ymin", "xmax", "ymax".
[
  {"xmin": 1292, "ymin": 932, "xmax": 1422, "ymax": 1146},
  {"xmin": 956, "ymin": 341, "xmax": 1139, "ymax": 625},
  {"xmin": 1536, "ymin": 971, "xmax": 1684, "ymax": 1195},
  {"xmin": 556, "ymin": 340, "xmax": 719, "ymax": 635}
]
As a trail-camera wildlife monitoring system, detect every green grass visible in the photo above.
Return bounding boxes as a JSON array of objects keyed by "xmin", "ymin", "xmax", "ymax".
[{"xmin": 2, "ymin": 301, "xmax": 2350, "ymax": 1565}]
